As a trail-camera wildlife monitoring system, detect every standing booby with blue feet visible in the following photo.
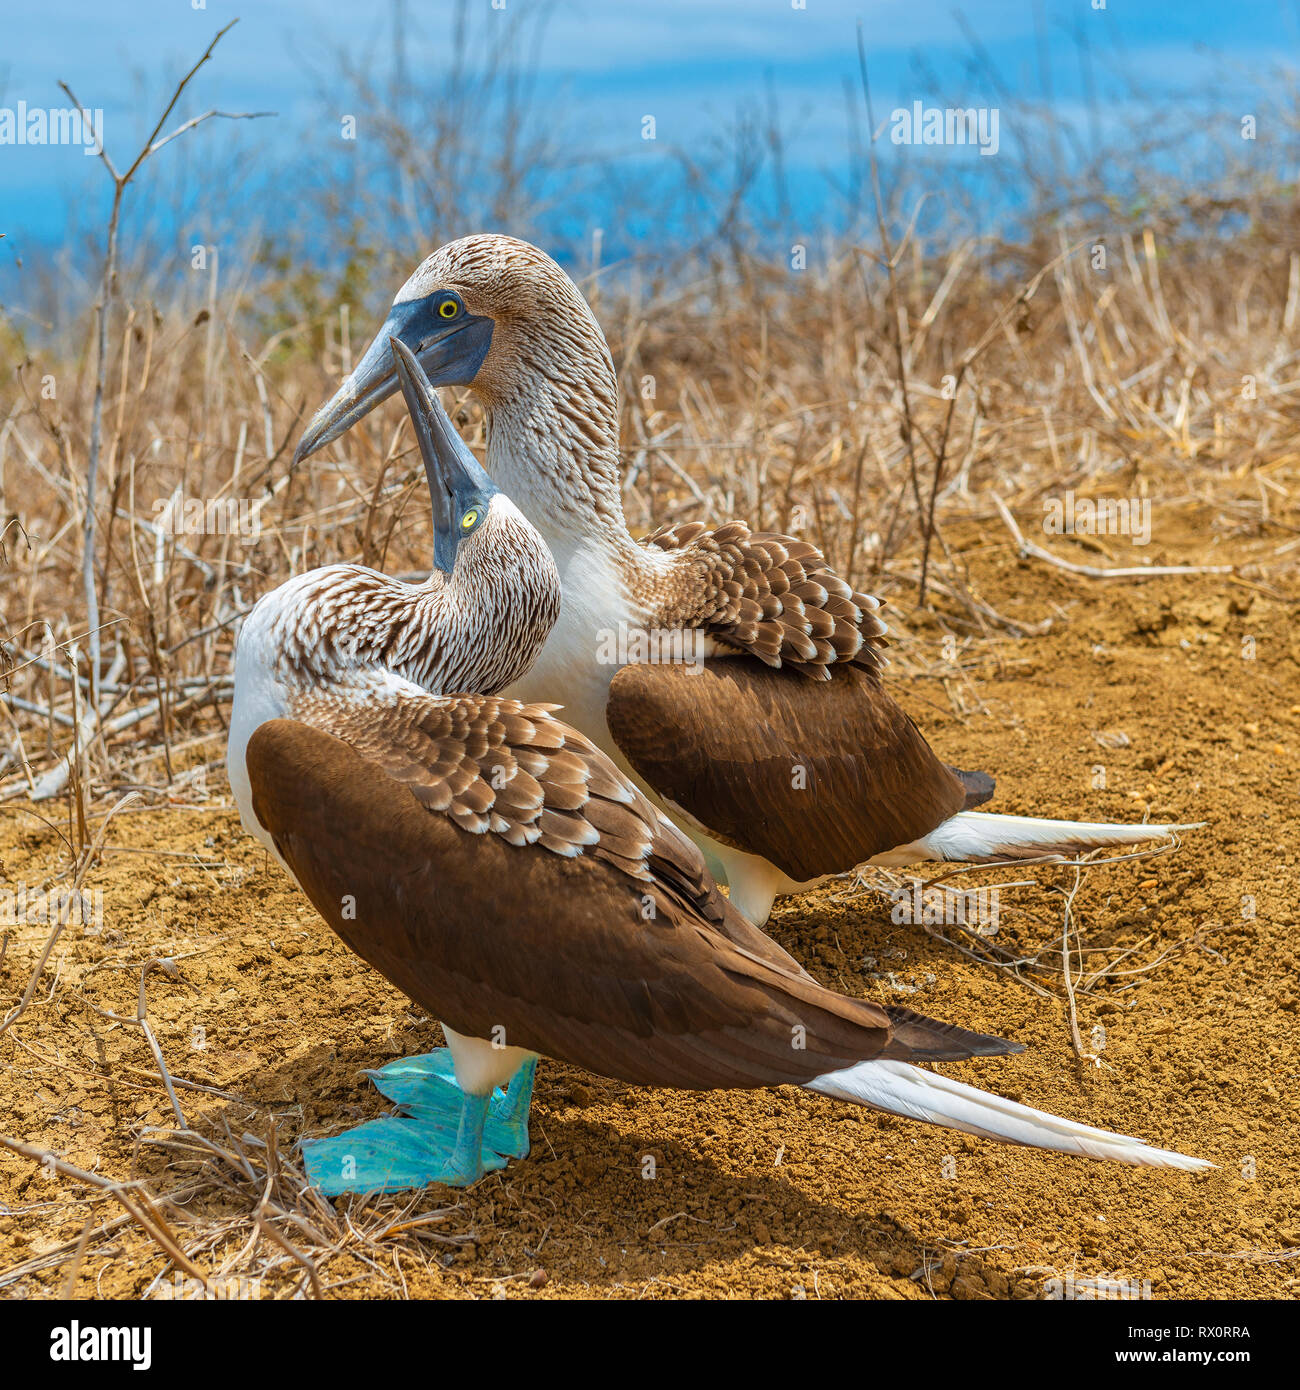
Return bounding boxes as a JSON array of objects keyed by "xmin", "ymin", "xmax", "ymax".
[
  {"xmin": 232, "ymin": 339, "xmax": 1208, "ymax": 1193},
  {"xmin": 292, "ymin": 234, "xmax": 1200, "ymax": 929}
]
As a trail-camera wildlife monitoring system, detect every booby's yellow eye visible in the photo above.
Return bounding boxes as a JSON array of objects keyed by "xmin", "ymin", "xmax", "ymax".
[
  {"xmin": 438, "ymin": 299, "xmax": 460, "ymax": 319},
  {"xmin": 461, "ymin": 508, "xmax": 479, "ymax": 530}
]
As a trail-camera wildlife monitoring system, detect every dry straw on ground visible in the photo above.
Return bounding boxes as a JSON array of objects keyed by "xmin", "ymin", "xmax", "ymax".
[{"xmin": 2, "ymin": 20, "xmax": 1298, "ymax": 1299}]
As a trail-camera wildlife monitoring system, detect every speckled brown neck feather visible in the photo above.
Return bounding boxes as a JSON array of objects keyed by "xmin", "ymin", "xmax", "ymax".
[{"xmin": 253, "ymin": 503, "xmax": 560, "ymax": 702}]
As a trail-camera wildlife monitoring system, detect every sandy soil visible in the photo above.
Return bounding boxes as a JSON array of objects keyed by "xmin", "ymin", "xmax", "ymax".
[{"xmin": 1, "ymin": 515, "xmax": 1297, "ymax": 1300}]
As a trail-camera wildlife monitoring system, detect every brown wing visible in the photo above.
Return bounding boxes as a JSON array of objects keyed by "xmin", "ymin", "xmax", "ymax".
[
  {"xmin": 246, "ymin": 704, "xmax": 1015, "ymax": 1091},
  {"xmin": 289, "ymin": 692, "xmax": 654, "ymax": 871},
  {"xmin": 606, "ymin": 661, "xmax": 971, "ymax": 881},
  {"xmin": 644, "ymin": 520, "xmax": 887, "ymax": 677},
  {"xmin": 292, "ymin": 691, "xmax": 809, "ymax": 977}
]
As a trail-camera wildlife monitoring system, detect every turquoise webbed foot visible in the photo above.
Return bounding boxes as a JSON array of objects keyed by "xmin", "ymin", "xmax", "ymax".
[
  {"xmin": 301, "ymin": 1096, "xmax": 506, "ymax": 1194},
  {"xmin": 301, "ymin": 1050, "xmax": 537, "ymax": 1194},
  {"xmin": 365, "ymin": 1048, "xmax": 462, "ymax": 1113},
  {"xmin": 369, "ymin": 1049, "xmax": 535, "ymax": 1159},
  {"xmin": 488, "ymin": 1055, "xmax": 536, "ymax": 1159}
]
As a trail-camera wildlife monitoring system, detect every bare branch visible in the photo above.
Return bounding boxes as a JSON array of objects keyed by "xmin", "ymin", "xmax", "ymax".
[
  {"xmin": 147, "ymin": 107, "xmax": 276, "ymax": 160},
  {"xmin": 54, "ymin": 81, "xmax": 120, "ymax": 182},
  {"xmin": 120, "ymin": 18, "xmax": 242, "ymax": 184}
]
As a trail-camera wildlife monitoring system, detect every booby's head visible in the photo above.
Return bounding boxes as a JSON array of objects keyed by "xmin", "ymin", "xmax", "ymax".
[
  {"xmin": 390, "ymin": 335, "xmax": 497, "ymax": 576},
  {"xmin": 390, "ymin": 333, "xmax": 562, "ymax": 693},
  {"xmin": 231, "ymin": 331, "xmax": 559, "ymax": 715},
  {"xmin": 295, "ymin": 235, "xmax": 615, "ymax": 468}
]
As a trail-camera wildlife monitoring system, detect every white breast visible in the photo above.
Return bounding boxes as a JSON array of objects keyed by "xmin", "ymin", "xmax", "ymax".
[
  {"xmin": 227, "ymin": 571, "xmax": 426, "ymax": 857},
  {"xmin": 228, "ymin": 597, "xmax": 294, "ymax": 855},
  {"xmin": 503, "ymin": 539, "xmax": 635, "ymax": 743},
  {"xmin": 502, "ymin": 538, "xmax": 731, "ymax": 795}
]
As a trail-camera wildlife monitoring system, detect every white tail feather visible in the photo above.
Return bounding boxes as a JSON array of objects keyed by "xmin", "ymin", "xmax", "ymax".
[
  {"xmin": 872, "ymin": 810, "xmax": 1204, "ymax": 867},
  {"xmin": 805, "ymin": 1059, "xmax": 1210, "ymax": 1170}
]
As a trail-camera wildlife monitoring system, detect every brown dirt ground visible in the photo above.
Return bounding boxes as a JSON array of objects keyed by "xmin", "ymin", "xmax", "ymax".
[{"xmin": 1, "ymin": 511, "xmax": 1297, "ymax": 1300}]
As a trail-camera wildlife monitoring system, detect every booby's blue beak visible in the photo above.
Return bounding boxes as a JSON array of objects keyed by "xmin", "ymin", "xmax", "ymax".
[
  {"xmin": 296, "ymin": 291, "xmax": 493, "ymax": 467},
  {"xmin": 389, "ymin": 336, "xmax": 497, "ymax": 576}
]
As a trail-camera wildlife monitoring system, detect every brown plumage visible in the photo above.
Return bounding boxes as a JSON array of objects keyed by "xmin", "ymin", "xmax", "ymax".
[
  {"xmin": 296, "ymin": 236, "xmax": 988, "ymax": 894},
  {"xmin": 644, "ymin": 519, "xmax": 888, "ymax": 676},
  {"xmin": 607, "ymin": 661, "xmax": 970, "ymax": 881},
  {"xmin": 247, "ymin": 705, "xmax": 1018, "ymax": 1092},
  {"xmin": 246, "ymin": 340, "xmax": 1207, "ymax": 1176}
]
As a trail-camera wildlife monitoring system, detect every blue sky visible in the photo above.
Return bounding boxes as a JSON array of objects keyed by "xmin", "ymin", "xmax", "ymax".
[{"xmin": 1, "ymin": 1, "xmax": 1296, "ymax": 282}]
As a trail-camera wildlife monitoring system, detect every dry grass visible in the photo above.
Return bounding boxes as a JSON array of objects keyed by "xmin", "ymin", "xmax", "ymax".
[
  {"xmin": 2, "ymin": 22, "xmax": 1299, "ymax": 1301},
  {"xmin": 9, "ymin": 198, "xmax": 1296, "ymax": 793}
]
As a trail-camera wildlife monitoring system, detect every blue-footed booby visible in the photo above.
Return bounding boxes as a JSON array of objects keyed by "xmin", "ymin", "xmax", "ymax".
[
  {"xmin": 294, "ymin": 235, "xmax": 1198, "ymax": 930},
  {"xmin": 230, "ymin": 338, "xmax": 1208, "ymax": 1193}
]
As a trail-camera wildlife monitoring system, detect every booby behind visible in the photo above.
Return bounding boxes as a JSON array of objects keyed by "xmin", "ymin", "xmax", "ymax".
[{"xmin": 293, "ymin": 234, "xmax": 1203, "ymax": 929}]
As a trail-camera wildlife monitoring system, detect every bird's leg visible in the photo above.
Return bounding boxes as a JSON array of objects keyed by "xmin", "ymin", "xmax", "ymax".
[
  {"xmin": 437, "ymin": 1089, "xmax": 497, "ymax": 1187},
  {"xmin": 366, "ymin": 1048, "xmax": 531, "ymax": 1172},
  {"xmin": 486, "ymin": 1056, "xmax": 536, "ymax": 1159},
  {"xmin": 711, "ymin": 845, "xmax": 786, "ymax": 926},
  {"xmin": 304, "ymin": 1045, "xmax": 539, "ymax": 1184}
]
